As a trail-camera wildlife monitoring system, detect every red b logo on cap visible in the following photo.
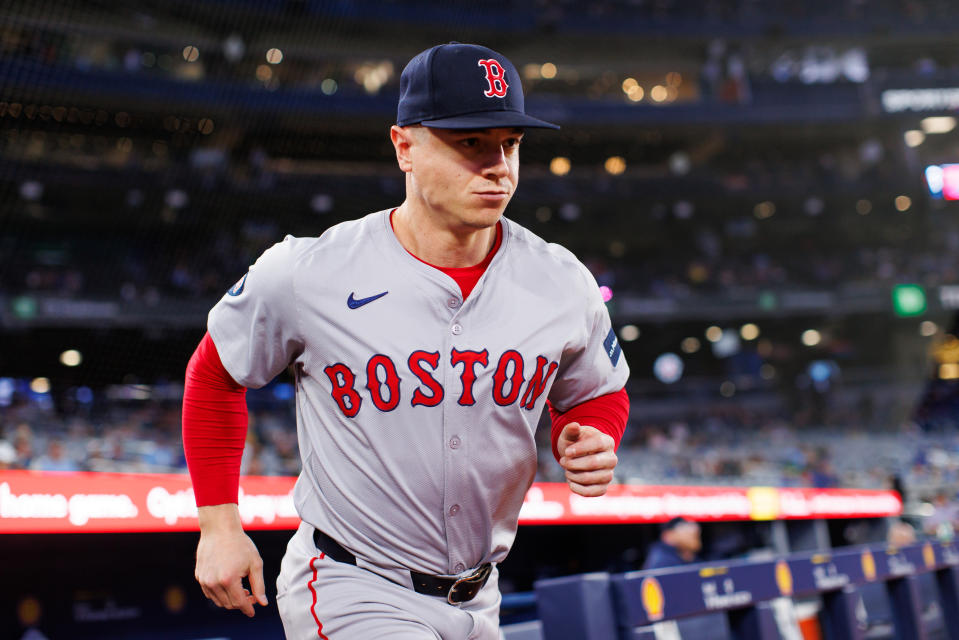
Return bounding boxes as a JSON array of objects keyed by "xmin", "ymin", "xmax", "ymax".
[{"xmin": 478, "ymin": 59, "xmax": 509, "ymax": 98}]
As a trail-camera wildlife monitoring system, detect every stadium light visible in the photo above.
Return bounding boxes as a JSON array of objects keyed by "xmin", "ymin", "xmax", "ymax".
[
  {"xmin": 920, "ymin": 116, "xmax": 956, "ymax": 134},
  {"xmin": 619, "ymin": 325, "xmax": 640, "ymax": 342},
  {"xmin": 904, "ymin": 130, "xmax": 925, "ymax": 147},
  {"xmin": 550, "ymin": 157, "xmax": 571, "ymax": 176},
  {"xmin": 801, "ymin": 329, "xmax": 822, "ymax": 347},
  {"xmin": 59, "ymin": 350, "xmax": 82, "ymax": 367},
  {"xmin": 605, "ymin": 157, "xmax": 626, "ymax": 175},
  {"xmin": 705, "ymin": 326, "xmax": 723, "ymax": 343},
  {"xmin": 681, "ymin": 337, "xmax": 701, "ymax": 353},
  {"xmin": 266, "ymin": 48, "xmax": 283, "ymax": 64},
  {"xmin": 712, "ymin": 330, "xmax": 741, "ymax": 358},
  {"xmin": 940, "ymin": 363, "xmax": 959, "ymax": 380},
  {"xmin": 321, "ymin": 79, "xmax": 337, "ymax": 95},
  {"xmin": 654, "ymin": 353, "xmax": 684, "ymax": 384},
  {"xmin": 540, "ymin": 63, "xmax": 557, "ymax": 79}
]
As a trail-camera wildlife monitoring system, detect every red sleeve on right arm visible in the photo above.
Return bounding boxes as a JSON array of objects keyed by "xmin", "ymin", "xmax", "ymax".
[
  {"xmin": 182, "ymin": 331, "xmax": 248, "ymax": 507},
  {"xmin": 548, "ymin": 387, "xmax": 630, "ymax": 462}
]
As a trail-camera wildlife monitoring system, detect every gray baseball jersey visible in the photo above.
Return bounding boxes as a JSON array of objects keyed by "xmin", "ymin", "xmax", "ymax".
[{"xmin": 208, "ymin": 208, "xmax": 628, "ymax": 631}]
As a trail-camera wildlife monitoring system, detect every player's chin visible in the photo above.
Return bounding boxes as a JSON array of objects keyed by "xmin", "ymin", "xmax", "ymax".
[{"xmin": 463, "ymin": 205, "xmax": 507, "ymax": 228}]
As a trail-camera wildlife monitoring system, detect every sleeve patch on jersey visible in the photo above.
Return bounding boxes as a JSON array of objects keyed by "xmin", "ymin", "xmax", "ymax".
[
  {"xmin": 603, "ymin": 327, "xmax": 622, "ymax": 366},
  {"xmin": 227, "ymin": 272, "xmax": 249, "ymax": 297}
]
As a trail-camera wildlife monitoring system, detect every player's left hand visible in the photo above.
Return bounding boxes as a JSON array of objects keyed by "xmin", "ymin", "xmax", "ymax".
[{"xmin": 557, "ymin": 422, "xmax": 617, "ymax": 497}]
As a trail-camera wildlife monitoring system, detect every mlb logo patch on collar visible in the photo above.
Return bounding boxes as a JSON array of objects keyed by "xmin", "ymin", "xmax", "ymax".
[
  {"xmin": 603, "ymin": 328, "xmax": 621, "ymax": 366},
  {"xmin": 228, "ymin": 273, "xmax": 248, "ymax": 297}
]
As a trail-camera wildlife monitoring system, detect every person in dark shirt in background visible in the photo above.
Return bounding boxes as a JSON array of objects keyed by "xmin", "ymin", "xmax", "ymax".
[{"xmin": 642, "ymin": 517, "xmax": 703, "ymax": 570}]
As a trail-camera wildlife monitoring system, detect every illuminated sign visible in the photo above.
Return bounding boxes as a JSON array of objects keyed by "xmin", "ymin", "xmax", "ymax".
[
  {"xmin": 925, "ymin": 164, "xmax": 959, "ymax": 200},
  {"xmin": 892, "ymin": 284, "xmax": 927, "ymax": 317},
  {"xmin": 940, "ymin": 286, "xmax": 959, "ymax": 310},
  {"xmin": 0, "ymin": 472, "xmax": 902, "ymax": 533},
  {"xmin": 882, "ymin": 88, "xmax": 959, "ymax": 113}
]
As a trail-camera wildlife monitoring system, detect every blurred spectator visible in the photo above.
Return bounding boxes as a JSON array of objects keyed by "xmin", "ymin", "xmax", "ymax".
[
  {"xmin": 642, "ymin": 517, "xmax": 703, "ymax": 569},
  {"xmin": 0, "ymin": 441, "xmax": 15, "ymax": 469},
  {"xmin": 29, "ymin": 439, "xmax": 80, "ymax": 472},
  {"xmin": 887, "ymin": 520, "xmax": 917, "ymax": 548},
  {"xmin": 13, "ymin": 424, "xmax": 35, "ymax": 469},
  {"xmin": 923, "ymin": 491, "xmax": 959, "ymax": 539}
]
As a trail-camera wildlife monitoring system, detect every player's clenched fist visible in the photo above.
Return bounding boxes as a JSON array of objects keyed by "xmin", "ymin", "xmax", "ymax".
[
  {"xmin": 557, "ymin": 422, "xmax": 618, "ymax": 497},
  {"xmin": 195, "ymin": 504, "xmax": 268, "ymax": 618}
]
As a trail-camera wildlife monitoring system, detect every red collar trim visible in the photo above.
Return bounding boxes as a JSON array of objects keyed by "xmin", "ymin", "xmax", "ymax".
[{"xmin": 389, "ymin": 209, "xmax": 503, "ymax": 276}]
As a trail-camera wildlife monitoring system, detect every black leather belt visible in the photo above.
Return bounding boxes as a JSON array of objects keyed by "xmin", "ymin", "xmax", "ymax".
[{"xmin": 312, "ymin": 528, "xmax": 492, "ymax": 604}]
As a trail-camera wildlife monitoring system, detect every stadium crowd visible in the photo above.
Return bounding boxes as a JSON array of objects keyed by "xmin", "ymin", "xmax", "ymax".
[{"xmin": 7, "ymin": 222, "xmax": 954, "ymax": 303}]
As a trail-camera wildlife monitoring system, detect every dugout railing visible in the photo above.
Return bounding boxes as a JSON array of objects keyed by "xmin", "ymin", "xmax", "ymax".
[{"xmin": 532, "ymin": 541, "xmax": 959, "ymax": 640}]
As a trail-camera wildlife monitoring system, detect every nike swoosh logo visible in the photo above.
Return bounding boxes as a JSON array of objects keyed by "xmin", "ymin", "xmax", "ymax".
[{"xmin": 347, "ymin": 291, "xmax": 389, "ymax": 309}]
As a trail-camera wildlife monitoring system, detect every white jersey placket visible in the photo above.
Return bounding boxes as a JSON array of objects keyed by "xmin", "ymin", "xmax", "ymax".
[{"xmin": 443, "ymin": 283, "xmax": 473, "ymax": 576}]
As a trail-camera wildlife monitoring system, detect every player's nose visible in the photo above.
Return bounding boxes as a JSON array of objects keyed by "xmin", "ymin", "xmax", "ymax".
[{"xmin": 481, "ymin": 145, "xmax": 510, "ymax": 181}]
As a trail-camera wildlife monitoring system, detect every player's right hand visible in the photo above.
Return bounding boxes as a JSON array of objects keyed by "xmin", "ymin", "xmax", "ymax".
[{"xmin": 195, "ymin": 504, "xmax": 268, "ymax": 617}]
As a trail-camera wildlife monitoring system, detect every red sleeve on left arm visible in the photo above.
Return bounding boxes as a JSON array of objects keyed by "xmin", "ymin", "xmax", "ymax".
[
  {"xmin": 182, "ymin": 332, "xmax": 249, "ymax": 507},
  {"xmin": 549, "ymin": 387, "xmax": 630, "ymax": 462}
]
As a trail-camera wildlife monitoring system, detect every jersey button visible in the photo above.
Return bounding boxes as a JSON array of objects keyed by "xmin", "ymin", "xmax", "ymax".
[
  {"xmin": 454, "ymin": 563, "xmax": 466, "ymax": 573},
  {"xmin": 451, "ymin": 323, "xmax": 463, "ymax": 335},
  {"xmin": 448, "ymin": 504, "xmax": 460, "ymax": 516},
  {"xmin": 449, "ymin": 436, "xmax": 461, "ymax": 449},
  {"xmin": 448, "ymin": 298, "xmax": 459, "ymax": 308}
]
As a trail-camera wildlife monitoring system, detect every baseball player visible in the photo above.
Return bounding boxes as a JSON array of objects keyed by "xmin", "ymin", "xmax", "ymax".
[{"xmin": 182, "ymin": 42, "xmax": 630, "ymax": 639}]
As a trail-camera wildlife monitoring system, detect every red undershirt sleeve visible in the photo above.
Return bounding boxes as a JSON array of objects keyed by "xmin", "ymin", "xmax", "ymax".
[
  {"xmin": 548, "ymin": 387, "xmax": 630, "ymax": 462},
  {"xmin": 182, "ymin": 331, "xmax": 249, "ymax": 507}
]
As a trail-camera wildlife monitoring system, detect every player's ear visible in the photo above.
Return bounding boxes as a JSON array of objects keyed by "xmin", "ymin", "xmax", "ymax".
[{"xmin": 390, "ymin": 125, "xmax": 414, "ymax": 173}]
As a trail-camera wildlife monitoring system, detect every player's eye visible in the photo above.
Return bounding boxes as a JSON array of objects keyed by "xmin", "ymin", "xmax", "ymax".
[
  {"xmin": 459, "ymin": 137, "xmax": 479, "ymax": 148},
  {"xmin": 503, "ymin": 137, "xmax": 522, "ymax": 149}
]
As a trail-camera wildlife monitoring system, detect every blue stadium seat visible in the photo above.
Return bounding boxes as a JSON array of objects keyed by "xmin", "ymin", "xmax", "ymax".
[
  {"xmin": 918, "ymin": 572, "xmax": 944, "ymax": 636},
  {"xmin": 676, "ymin": 612, "xmax": 732, "ymax": 640},
  {"xmin": 502, "ymin": 620, "xmax": 543, "ymax": 640},
  {"xmin": 859, "ymin": 581, "xmax": 892, "ymax": 625}
]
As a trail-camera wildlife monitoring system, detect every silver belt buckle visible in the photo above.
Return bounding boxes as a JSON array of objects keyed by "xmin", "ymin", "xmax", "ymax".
[{"xmin": 447, "ymin": 564, "xmax": 492, "ymax": 605}]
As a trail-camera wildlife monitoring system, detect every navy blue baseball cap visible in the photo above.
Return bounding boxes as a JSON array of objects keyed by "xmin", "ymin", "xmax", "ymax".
[{"xmin": 396, "ymin": 42, "xmax": 559, "ymax": 130}]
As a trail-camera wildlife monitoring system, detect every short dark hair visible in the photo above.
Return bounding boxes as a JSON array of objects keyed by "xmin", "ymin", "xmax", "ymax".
[{"xmin": 661, "ymin": 516, "xmax": 694, "ymax": 533}]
